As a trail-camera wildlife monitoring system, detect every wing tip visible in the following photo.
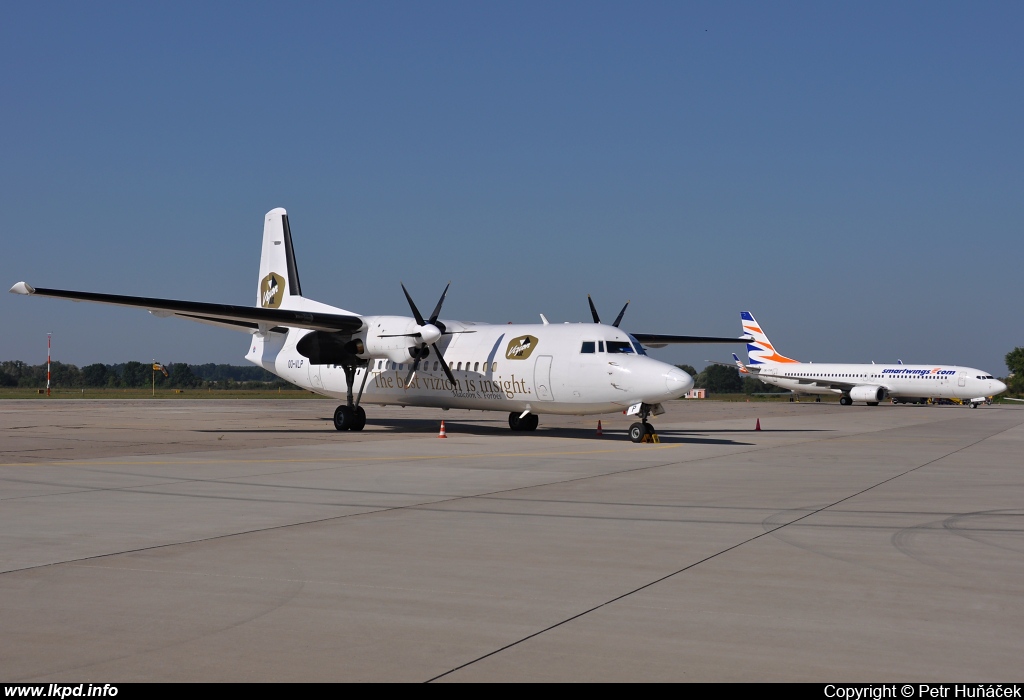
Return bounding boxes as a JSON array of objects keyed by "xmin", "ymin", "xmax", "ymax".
[{"xmin": 9, "ymin": 281, "xmax": 35, "ymax": 295}]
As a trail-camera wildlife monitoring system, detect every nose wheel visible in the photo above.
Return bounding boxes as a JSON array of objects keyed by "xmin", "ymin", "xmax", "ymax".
[{"xmin": 628, "ymin": 404, "xmax": 659, "ymax": 443}]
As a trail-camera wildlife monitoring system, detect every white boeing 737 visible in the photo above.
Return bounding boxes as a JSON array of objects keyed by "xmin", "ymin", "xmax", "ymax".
[
  {"xmin": 10, "ymin": 208, "xmax": 749, "ymax": 442},
  {"xmin": 732, "ymin": 312, "xmax": 1007, "ymax": 407}
]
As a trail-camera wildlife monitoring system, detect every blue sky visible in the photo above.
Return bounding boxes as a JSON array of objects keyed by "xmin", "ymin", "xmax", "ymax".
[{"xmin": 2, "ymin": 2, "xmax": 1021, "ymax": 374}]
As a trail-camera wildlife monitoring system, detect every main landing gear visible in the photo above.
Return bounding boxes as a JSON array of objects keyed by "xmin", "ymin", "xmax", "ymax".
[
  {"xmin": 839, "ymin": 395, "xmax": 853, "ymax": 406},
  {"xmin": 508, "ymin": 412, "xmax": 539, "ymax": 431},
  {"xmin": 333, "ymin": 361, "xmax": 370, "ymax": 431},
  {"xmin": 628, "ymin": 404, "xmax": 659, "ymax": 443}
]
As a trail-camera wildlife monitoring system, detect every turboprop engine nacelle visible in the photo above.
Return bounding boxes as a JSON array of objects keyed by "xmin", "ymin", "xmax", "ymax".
[
  {"xmin": 360, "ymin": 315, "xmax": 425, "ymax": 364},
  {"xmin": 850, "ymin": 385, "xmax": 888, "ymax": 403}
]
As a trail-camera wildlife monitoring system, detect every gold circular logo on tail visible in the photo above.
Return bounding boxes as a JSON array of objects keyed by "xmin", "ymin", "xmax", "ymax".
[
  {"xmin": 260, "ymin": 273, "xmax": 285, "ymax": 308},
  {"xmin": 505, "ymin": 335, "xmax": 539, "ymax": 360}
]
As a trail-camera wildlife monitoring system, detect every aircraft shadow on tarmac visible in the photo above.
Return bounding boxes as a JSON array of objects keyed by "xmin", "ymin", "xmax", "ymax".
[{"xmin": 201, "ymin": 419, "xmax": 761, "ymax": 445}]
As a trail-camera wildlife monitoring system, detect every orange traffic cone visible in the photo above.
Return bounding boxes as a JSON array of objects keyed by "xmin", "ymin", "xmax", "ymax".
[
  {"xmin": 438, "ymin": 420, "xmax": 447, "ymax": 438},
  {"xmin": 755, "ymin": 418, "xmax": 761, "ymax": 431},
  {"xmin": 596, "ymin": 420, "xmax": 603, "ymax": 436}
]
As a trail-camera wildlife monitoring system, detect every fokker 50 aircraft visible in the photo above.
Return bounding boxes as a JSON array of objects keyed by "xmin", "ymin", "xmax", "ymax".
[
  {"xmin": 10, "ymin": 208, "xmax": 749, "ymax": 442},
  {"xmin": 728, "ymin": 311, "xmax": 1007, "ymax": 407}
]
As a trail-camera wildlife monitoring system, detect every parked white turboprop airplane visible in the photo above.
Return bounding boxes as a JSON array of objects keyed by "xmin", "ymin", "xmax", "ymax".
[
  {"xmin": 727, "ymin": 311, "xmax": 1007, "ymax": 407},
  {"xmin": 10, "ymin": 208, "xmax": 750, "ymax": 441}
]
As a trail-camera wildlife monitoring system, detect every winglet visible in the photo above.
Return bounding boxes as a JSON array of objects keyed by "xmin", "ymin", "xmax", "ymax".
[{"xmin": 9, "ymin": 282, "xmax": 35, "ymax": 295}]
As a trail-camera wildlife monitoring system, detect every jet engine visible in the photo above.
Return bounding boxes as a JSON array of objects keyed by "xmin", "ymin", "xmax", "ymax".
[{"xmin": 849, "ymin": 385, "xmax": 887, "ymax": 403}]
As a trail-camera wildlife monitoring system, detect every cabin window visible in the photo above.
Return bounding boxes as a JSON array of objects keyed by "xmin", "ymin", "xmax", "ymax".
[
  {"xmin": 474, "ymin": 362, "xmax": 479, "ymax": 371},
  {"xmin": 449, "ymin": 362, "xmax": 453, "ymax": 370},
  {"xmin": 457, "ymin": 362, "xmax": 462, "ymax": 371},
  {"xmin": 491, "ymin": 362, "xmax": 498, "ymax": 372},
  {"xmin": 433, "ymin": 362, "xmax": 438, "ymax": 371},
  {"xmin": 607, "ymin": 341, "xmax": 634, "ymax": 354},
  {"xmin": 581, "ymin": 341, "xmax": 596, "ymax": 353}
]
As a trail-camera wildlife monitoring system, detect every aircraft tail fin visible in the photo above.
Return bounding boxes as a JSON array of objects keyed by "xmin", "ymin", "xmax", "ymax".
[
  {"xmin": 740, "ymin": 311, "xmax": 799, "ymax": 365},
  {"xmin": 732, "ymin": 352, "xmax": 750, "ymax": 374},
  {"xmin": 258, "ymin": 208, "xmax": 304, "ymax": 309}
]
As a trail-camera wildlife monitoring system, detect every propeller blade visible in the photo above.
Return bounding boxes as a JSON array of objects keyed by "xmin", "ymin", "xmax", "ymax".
[
  {"xmin": 400, "ymin": 283, "xmax": 426, "ymax": 326},
  {"xmin": 377, "ymin": 332, "xmax": 422, "ymax": 338},
  {"xmin": 440, "ymin": 329, "xmax": 477, "ymax": 335},
  {"xmin": 587, "ymin": 295, "xmax": 601, "ymax": 324},
  {"xmin": 612, "ymin": 300, "xmax": 630, "ymax": 328},
  {"xmin": 434, "ymin": 344, "xmax": 459, "ymax": 386},
  {"xmin": 404, "ymin": 356, "xmax": 421, "ymax": 387},
  {"xmin": 428, "ymin": 282, "xmax": 450, "ymax": 325}
]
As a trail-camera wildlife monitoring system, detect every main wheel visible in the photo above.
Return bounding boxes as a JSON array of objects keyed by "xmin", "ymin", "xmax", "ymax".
[
  {"xmin": 839, "ymin": 396, "xmax": 852, "ymax": 406},
  {"xmin": 644, "ymin": 423, "xmax": 656, "ymax": 436},
  {"xmin": 351, "ymin": 406, "xmax": 367, "ymax": 431},
  {"xmin": 815, "ymin": 396, "xmax": 821, "ymax": 403},
  {"xmin": 508, "ymin": 412, "xmax": 523, "ymax": 431},
  {"xmin": 522, "ymin": 414, "xmax": 539, "ymax": 431},
  {"xmin": 334, "ymin": 405, "xmax": 354, "ymax": 431},
  {"xmin": 629, "ymin": 422, "xmax": 645, "ymax": 443}
]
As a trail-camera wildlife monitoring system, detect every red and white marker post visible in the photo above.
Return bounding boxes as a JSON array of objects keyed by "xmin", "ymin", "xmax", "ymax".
[{"xmin": 46, "ymin": 333, "xmax": 52, "ymax": 397}]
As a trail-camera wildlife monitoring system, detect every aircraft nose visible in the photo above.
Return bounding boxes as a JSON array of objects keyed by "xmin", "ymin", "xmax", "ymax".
[
  {"xmin": 665, "ymin": 367, "xmax": 693, "ymax": 397},
  {"xmin": 993, "ymin": 380, "xmax": 1007, "ymax": 395}
]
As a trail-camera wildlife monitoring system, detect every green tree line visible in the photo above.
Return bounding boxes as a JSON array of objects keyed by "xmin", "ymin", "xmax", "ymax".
[
  {"xmin": 0, "ymin": 361, "xmax": 300, "ymax": 390},
  {"xmin": 676, "ymin": 363, "xmax": 788, "ymax": 395}
]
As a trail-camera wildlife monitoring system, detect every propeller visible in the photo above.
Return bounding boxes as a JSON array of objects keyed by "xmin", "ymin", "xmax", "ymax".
[
  {"xmin": 587, "ymin": 295, "xmax": 630, "ymax": 327},
  {"xmin": 379, "ymin": 282, "xmax": 472, "ymax": 387}
]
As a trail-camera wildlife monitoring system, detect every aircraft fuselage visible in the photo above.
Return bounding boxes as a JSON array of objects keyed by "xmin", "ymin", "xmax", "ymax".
[{"xmin": 248, "ymin": 321, "xmax": 693, "ymax": 415}]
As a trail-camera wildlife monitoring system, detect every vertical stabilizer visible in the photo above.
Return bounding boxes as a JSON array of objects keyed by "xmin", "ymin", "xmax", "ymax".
[
  {"xmin": 258, "ymin": 208, "xmax": 303, "ymax": 309},
  {"xmin": 740, "ymin": 311, "xmax": 799, "ymax": 365}
]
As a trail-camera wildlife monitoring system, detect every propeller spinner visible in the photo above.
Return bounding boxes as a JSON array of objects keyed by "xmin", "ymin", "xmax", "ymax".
[{"xmin": 378, "ymin": 282, "xmax": 472, "ymax": 387}]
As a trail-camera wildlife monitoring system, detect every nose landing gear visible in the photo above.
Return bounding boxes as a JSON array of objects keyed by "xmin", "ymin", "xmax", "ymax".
[{"xmin": 628, "ymin": 404, "xmax": 660, "ymax": 443}]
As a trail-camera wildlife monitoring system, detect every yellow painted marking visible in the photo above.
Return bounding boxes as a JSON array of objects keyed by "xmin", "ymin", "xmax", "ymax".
[{"xmin": 0, "ymin": 444, "xmax": 679, "ymax": 469}]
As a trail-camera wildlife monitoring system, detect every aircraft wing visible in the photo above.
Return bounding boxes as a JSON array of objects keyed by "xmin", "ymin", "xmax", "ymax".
[
  {"xmin": 9, "ymin": 282, "xmax": 364, "ymax": 334},
  {"xmin": 633, "ymin": 333, "xmax": 752, "ymax": 348},
  {"xmin": 782, "ymin": 376, "xmax": 862, "ymax": 391}
]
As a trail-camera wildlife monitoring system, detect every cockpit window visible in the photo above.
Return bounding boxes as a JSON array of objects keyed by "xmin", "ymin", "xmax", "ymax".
[
  {"xmin": 581, "ymin": 341, "xmax": 596, "ymax": 354},
  {"xmin": 607, "ymin": 341, "xmax": 634, "ymax": 354},
  {"xmin": 627, "ymin": 334, "xmax": 648, "ymax": 356}
]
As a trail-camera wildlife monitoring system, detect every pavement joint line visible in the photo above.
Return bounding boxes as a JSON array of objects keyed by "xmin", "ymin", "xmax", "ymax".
[
  {"xmin": 0, "ymin": 444, "xmax": 672, "ymax": 469},
  {"xmin": 0, "ymin": 445, "xmax": 684, "ymax": 503},
  {"xmin": 424, "ymin": 416, "xmax": 1024, "ymax": 682}
]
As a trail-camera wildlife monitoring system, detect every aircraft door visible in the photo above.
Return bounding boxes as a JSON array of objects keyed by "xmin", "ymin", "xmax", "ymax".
[
  {"xmin": 958, "ymin": 371, "xmax": 966, "ymax": 388},
  {"xmin": 534, "ymin": 355, "xmax": 554, "ymax": 401},
  {"xmin": 308, "ymin": 363, "xmax": 323, "ymax": 390}
]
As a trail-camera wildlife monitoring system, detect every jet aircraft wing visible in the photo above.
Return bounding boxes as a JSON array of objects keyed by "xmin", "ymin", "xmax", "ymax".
[
  {"xmin": 783, "ymin": 376, "xmax": 861, "ymax": 391},
  {"xmin": 9, "ymin": 283, "xmax": 364, "ymax": 334}
]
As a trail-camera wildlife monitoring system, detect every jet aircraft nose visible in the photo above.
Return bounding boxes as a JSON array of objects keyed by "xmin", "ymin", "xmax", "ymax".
[
  {"xmin": 992, "ymin": 380, "xmax": 1007, "ymax": 395},
  {"xmin": 665, "ymin": 367, "xmax": 694, "ymax": 397}
]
